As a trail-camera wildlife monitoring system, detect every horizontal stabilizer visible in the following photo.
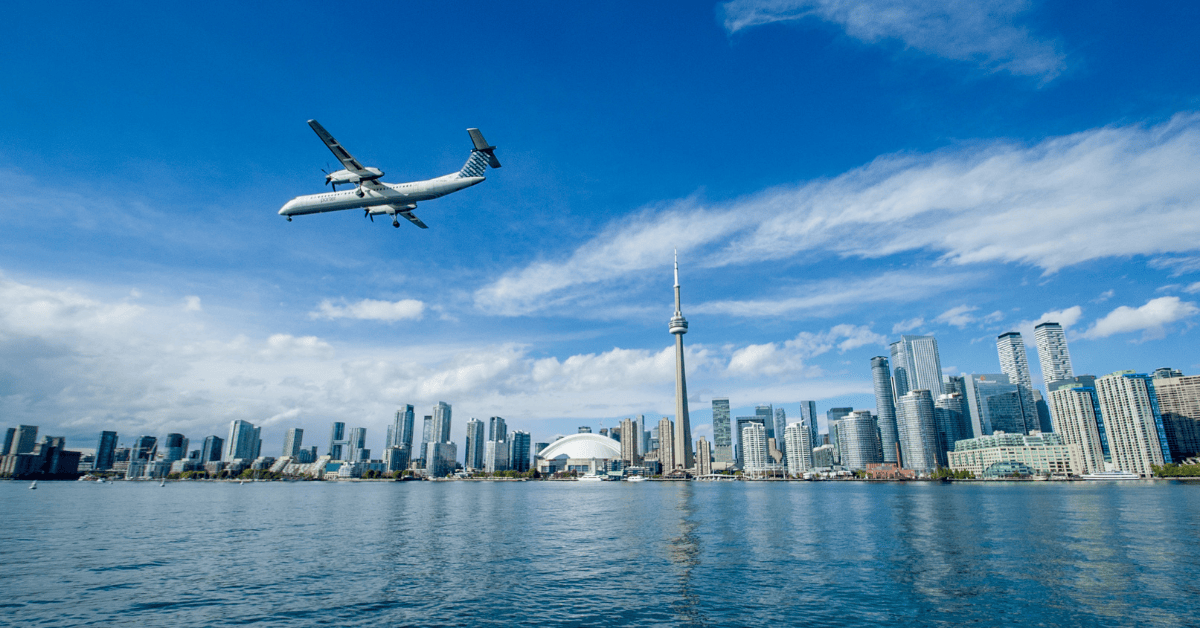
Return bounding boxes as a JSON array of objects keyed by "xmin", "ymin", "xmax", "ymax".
[{"xmin": 467, "ymin": 128, "xmax": 501, "ymax": 168}]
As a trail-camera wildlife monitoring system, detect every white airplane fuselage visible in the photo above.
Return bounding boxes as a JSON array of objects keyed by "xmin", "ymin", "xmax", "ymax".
[{"xmin": 278, "ymin": 173, "xmax": 484, "ymax": 218}]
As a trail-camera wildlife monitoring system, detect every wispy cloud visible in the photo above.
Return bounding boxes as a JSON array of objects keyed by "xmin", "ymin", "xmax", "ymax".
[
  {"xmin": 478, "ymin": 115, "xmax": 1200, "ymax": 318},
  {"xmin": 1149, "ymin": 256, "xmax": 1200, "ymax": 277},
  {"xmin": 693, "ymin": 271, "xmax": 975, "ymax": 318},
  {"xmin": 934, "ymin": 305, "xmax": 978, "ymax": 328},
  {"xmin": 310, "ymin": 298, "xmax": 425, "ymax": 322},
  {"xmin": 1081, "ymin": 297, "xmax": 1199, "ymax": 341},
  {"xmin": 720, "ymin": 0, "xmax": 1066, "ymax": 80},
  {"xmin": 726, "ymin": 324, "xmax": 886, "ymax": 377},
  {"xmin": 892, "ymin": 317, "xmax": 924, "ymax": 333}
]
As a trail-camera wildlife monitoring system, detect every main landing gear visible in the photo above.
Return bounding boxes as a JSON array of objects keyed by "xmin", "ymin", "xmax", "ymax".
[
  {"xmin": 392, "ymin": 218, "xmax": 400, "ymax": 228},
  {"xmin": 286, "ymin": 217, "xmax": 292, "ymax": 222}
]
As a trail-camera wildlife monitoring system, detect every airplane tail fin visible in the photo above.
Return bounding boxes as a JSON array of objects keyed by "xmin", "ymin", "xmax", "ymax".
[{"xmin": 458, "ymin": 128, "xmax": 501, "ymax": 178}]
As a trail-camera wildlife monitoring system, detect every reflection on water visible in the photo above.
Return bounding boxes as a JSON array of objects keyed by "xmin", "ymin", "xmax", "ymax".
[{"xmin": 1, "ymin": 480, "xmax": 1198, "ymax": 627}]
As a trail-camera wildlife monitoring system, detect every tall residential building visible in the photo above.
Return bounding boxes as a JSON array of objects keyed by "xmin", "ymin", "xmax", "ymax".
[
  {"xmin": 871, "ymin": 356, "xmax": 901, "ymax": 464},
  {"xmin": 1049, "ymin": 382, "xmax": 1109, "ymax": 475},
  {"xmin": 741, "ymin": 422, "xmax": 770, "ymax": 477},
  {"xmin": 347, "ymin": 427, "xmax": 367, "ymax": 463},
  {"xmin": 1034, "ymin": 322, "xmax": 1074, "ymax": 389},
  {"xmin": 200, "ymin": 436, "xmax": 224, "ymax": 462},
  {"xmin": 897, "ymin": 390, "xmax": 940, "ymax": 472},
  {"xmin": 755, "ymin": 404, "xmax": 775, "ymax": 440},
  {"xmin": 890, "ymin": 335, "xmax": 945, "ymax": 398},
  {"xmin": 484, "ymin": 440, "xmax": 509, "ymax": 473},
  {"xmin": 658, "ymin": 417, "xmax": 675, "ymax": 472},
  {"xmin": 131, "ymin": 435, "xmax": 157, "ymax": 461},
  {"xmin": 636, "ymin": 414, "xmax": 649, "ymax": 457},
  {"xmin": 225, "ymin": 420, "xmax": 259, "ymax": 462},
  {"xmin": 432, "ymin": 402, "xmax": 452, "ymax": 444},
  {"xmin": 996, "ymin": 332, "xmax": 1040, "ymax": 433},
  {"xmin": 798, "ymin": 400, "xmax": 819, "ymax": 458},
  {"xmin": 464, "ymin": 419, "xmax": 485, "ymax": 471},
  {"xmin": 283, "ymin": 428, "xmax": 304, "ymax": 458},
  {"xmin": 393, "ymin": 405, "xmax": 415, "ymax": 449},
  {"xmin": 419, "ymin": 415, "xmax": 433, "ymax": 460},
  {"xmin": 10, "ymin": 425, "xmax": 38, "ymax": 455},
  {"xmin": 1153, "ymin": 367, "xmax": 1184, "ymax": 379},
  {"xmin": 840, "ymin": 410, "xmax": 882, "ymax": 471},
  {"xmin": 696, "ymin": 437, "xmax": 713, "ymax": 475},
  {"xmin": 1151, "ymin": 373, "xmax": 1200, "ymax": 460},
  {"xmin": 772, "ymin": 408, "xmax": 788, "ymax": 464},
  {"xmin": 962, "ymin": 374, "xmax": 1027, "ymax": 436},
  {"xmin": 1095, "ymin": 372, "xmax": 1171, "ymax": 476},
  {"xmin": 509, "ymin": 430, "xmax": 531, "ymax": 472},
  {"xmin": 488, "ymin": 416, "xmax": 507, "ymax": 443},
  {"xmin": 1032, "ymin": 389, "xmax": 1054, "ymax": 433},
  {"xmin": 328, "ymin": 422, "xmax": 346, "ymax": 460},
  {"xmin": 784, "ymin": 422, "xmax": 814, "ymax": 476},
  {"xmin": 3, "ymin": 428, "xmax": 14, "ymax": 456},
  {"xmin": 669, "ymin": 251, "xmax": 694, "ymax": 471},
  {"xmin": 164, "ymin": 433, "xmax": 187, "ymax": 462},
  {"xmin": 620, "ymin": 417, "xmax": 641, "ymax": 465},
  {"xmin": 734, "ymin": 416, "xmax": 766, "ymax": 469},
  {"xmin": 712, "ymin": 398, "xmax": 732, "ymax": 462},
  {"xmin": 93, "ymin": 431, "xmax": 118, "ymax": 470},
  {"xmin": 934, "ymin": 393, "xmax": 970, "ymax": 465},
  {"xmin": 826, "ymin": 407, "xmax": 852, "ymax": 465}
]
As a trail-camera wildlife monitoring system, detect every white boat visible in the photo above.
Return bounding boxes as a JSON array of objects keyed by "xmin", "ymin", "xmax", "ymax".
[
  {"xmin": 624, "ymin": 475, "xmax": 647, "ymax": 482},
  {"xmin": 160, "ymin": 480, "xmax": 166, "ymax": 487},
  {"xmin": 576, "ymin": 475, "xmax": 604, "ymax": 482},
  {"xmin": 1081, "ymin": 471, "xmax": 1141, "ymax": 480},
  {"xmin": 29, "ymin": 480, "xmax": 37, "ymax": 490}
]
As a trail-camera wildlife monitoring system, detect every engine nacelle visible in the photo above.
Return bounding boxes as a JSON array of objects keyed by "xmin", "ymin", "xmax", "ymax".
[
  {"xmin": 325, "ymin": 167, "xmax": 384, "ymax": 186},
  {"xmin": 367, "ymin": 203, "xmax": 416, "ymax": 215}
]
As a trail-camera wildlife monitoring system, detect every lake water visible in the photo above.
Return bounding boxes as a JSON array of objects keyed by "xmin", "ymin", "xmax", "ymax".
[{"xmin": 2, "ymin": 480, "xmax": 1198, "ymax": 627}]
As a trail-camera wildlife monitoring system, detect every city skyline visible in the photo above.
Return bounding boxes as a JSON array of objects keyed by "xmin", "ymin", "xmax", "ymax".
[{"xmin": 3, "ymin": 2, "xmax": 1200, "ymax": 455}]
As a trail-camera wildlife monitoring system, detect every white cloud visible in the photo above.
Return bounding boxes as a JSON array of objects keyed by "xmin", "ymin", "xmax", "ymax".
[
  {"xmin": 721, "ymin": 0, "xmax": 1066, "ymax": 80},
  {"xmin": 1149, "ymin": 256, "xmax": 1200, "ymax": 277},
  {"xmin": 725, "ymin": 324, "xmax": 885, "ymax": 377},
  {"xmin": 892, "ymin": 317, "xmax": 924, "ymax": 333},
  {"xmin": 1186, "ymin": 282, "xmax": 1200, "ymax": 294},
  {"xmin": 183, "ymin": 295, "xmax": 202, "ymax": 312},
  {"xmin": 1081, "ymin": 297, "xmax": 1199, "ymax": 341},
  {"xmin": 1094, "ymin": 289, "xmax": 1115, "ymax": 303},
  {"xmin": 934, "ymin": 305, "xmax": 978, "ymax": 328},
  {"xmin": 311, "ymin": 298, "xmax": 425, "ymax": 322},
  {"xmin": 477, "ymin": 115, "xmax": 1200, "ymax": 318},
  {"xmin": 1012, "ymin": 305, "xmax": 1083, "ymax": 340}
]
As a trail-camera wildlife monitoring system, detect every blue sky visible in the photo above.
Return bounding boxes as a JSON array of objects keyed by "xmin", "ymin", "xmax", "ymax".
[{"xmin": 3, "ymin": 0, "xmax": 1200, "ymax": 456}]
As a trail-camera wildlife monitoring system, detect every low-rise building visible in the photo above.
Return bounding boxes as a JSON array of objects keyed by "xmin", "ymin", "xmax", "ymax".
[{"xmin": 948, "ymin": 431, "xmax": 1080, "ymax": 477}]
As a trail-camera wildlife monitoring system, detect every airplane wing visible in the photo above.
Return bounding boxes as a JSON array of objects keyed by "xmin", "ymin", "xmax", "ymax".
[
  {"xmin": 394, "ymin": 206, "xmax": 428, "ymax": 229},
  {"xmin": 308, "ymin": 119, "xmax": 366, "ymax": 171}
]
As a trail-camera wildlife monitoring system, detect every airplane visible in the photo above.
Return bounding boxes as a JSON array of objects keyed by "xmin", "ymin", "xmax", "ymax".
[{"xmin": 279, "ymin": 120, "xmax": 500, "ymax": 229}]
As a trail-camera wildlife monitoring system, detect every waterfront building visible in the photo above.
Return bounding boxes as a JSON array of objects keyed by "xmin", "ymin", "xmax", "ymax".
[
  {"xmin": 2, "ymin": 428, "xmax": 12, "ymax": 456},
  {"xmin": 784, "ymin": 422, "xmax": 814, "ymax": 476},
  {"xmin": 712, "ymin": 398, "xmax": 732, "ymax": 463},
  {"xmin": 1034, "ymin": 322, "xmax": 1074, "ymax": 389},
  {"xmin": 1095, "ymin": 371, "xmax": 1172, "ymax": 477},
  {"xmin": 465, "ymin": 419, "xmax": 485, "ymax": 471},
  {"xmin": 509, "ymin": 431, "xmax": 531, "ymax": 472},
  {"xmin": 812, "ymin": 444, "xmax": 835, "ymax": 468},
  {"xmin": 962, "ymin": 374, "xmax": 1026, "ymax": 436},
  {"xmin": 890, "ymin": 335, "xmax": 945, "ymax": 398},
  {"xmin": 798, "ymin": 401, "xmax": 819, "ymax": 460},
  {"xmin": 948, "ymin": 432, "xmax": 1078, "ymax": 477},
  {"xmin": 346, "ymin": 427, "xmax": 367, "ymax": 463},
  {"xmin": 131, "ymin": 435, "xmax": 157, "ymax": 462},
  {"xmin": 669, "ymin": 251, "xmax": 694, "ymax": 471},
  {"xmin": 1048, "ymin": 382, "xmax": 1109, "ymax": 474},
  {"xmin": 163, "ymin": 433, "xmax": 187, "ymax": 462},
  {"xmin": 432, "ymin": 402, "xmax": 452, "ymax": 444},
  {"xmin": 620, "ymin": 417, "xmax": 641, "ymax": 465},
  {"xmin": 734, "ymin": 416, "xmax": 765, "ymax": 469},
  {"xmin": 1032, "ymin": 389, "xmax": 1054, "ymax": 433},
  {"xmin": 392, "ymin": 405, "xmax": 415, "ymax": 449},
  {"xmin": 418, "ymin": 415, "xmax": 433, "ymax": 462},
  {"xmin": 533, "ymin": 442, "xmax": 550, "ymax": 462},
  {"xmin": 199, "ymin": 436, "xmax": 224, "ymax": 463},
  {"xmin": 755, "ymin": 404, "xmax": 775, "ymax": 441},
  {"xmin": 489, "ymin": 416, "xmax": 507, "ymax": 443},
  {"xmin": 10, "ymin": 425, "xmax": 38, "ymax": 455},
  {"xmin": 382, "ymin": 446, "xmax": 409, "ymax": 472},
  {"xmin": 94, "ymin": 431, "xmax": 118, "ymax": 470},
  {"xmin": 485, "ymin": 439, "xmax": 509, "ymax": 473},
  {"xmin": 658, "ymin": 417, "xmax": 676, "ymax": 472},
  {"xmin": 839, "ymin": 411, "xmax": 882, "ymax": 471},
  {"xmin": 996, "ymin": 332, "xmax": 1040, "ymax": 433},
  {"xmin": 636, "ymin": 414, "xmax": 649, "ymax": 457},
  {"xmin": 741, "ymin": 422, "xmax": 770, "ymax": 477},
  {"xmin": 283, "ymin": 428, "xmax": 304, "ymax": 458},
  {"xmin": 1151, "ymin": 373, "xmax": 1200, "ymax": 459},
  {"xmin": 535, "ymin": 433, "xmax": 622, "ymax": 476},
  {"xmin": 328, "ymin": 422, "xmax": 346, "ymax": 460},
  {"xmin": 826, "ymin": 407, "xmax": 852, "ymax": 465},
  {"xmin": 426, "ymin": 442, "xmax": 457, "ymax": 478},
  {"xmin": 649, "ymin": 426, "xmax": 659, "ymax": 453},
  {"xmin": 872, "ymin": 356, "xmax": 901, "ymax": 464},
  {"xmin": 897, "ymin": 390, "xmax": 939, "ymax": 472},
  {"xmin": 1154, "ymin": 367, "xmax": 1184, "ymax": 379},
  {"xmin": 773, "ymin": 407, "xmax": 788, "ymax": 464},
  {"xmin": 934, "ymin": 393, "xmax": 969, "ymax": 466},
  {"xmin": 696, "ymin": 437, "xmax": 713, "ymax": 475}
]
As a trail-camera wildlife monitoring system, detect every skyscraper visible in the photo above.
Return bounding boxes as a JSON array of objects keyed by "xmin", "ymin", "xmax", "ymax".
[
  {"xmin": 962, "ymin": 374, "xmax": 1026, "ymax": 436},
  {"xmin": 1151, "ymin": 373, "xmax": 1200, "ymax": 459},
  {"xmin": 734, "ymin": 416, "xmax": 766, "ymax": 469},
  {"xmin": 826, "ymin": 407, "xmax": 852, "ymax": 465},
  {"xmin": 94, "ymin": 431, "xmax": 118, "ymax": 470},
  {"xmin": 465, "ymin": 419, "xmax": 485, "ymax": 471},
  {"xmin": 347, "ymin": 427, "xmax": 367, "ymax": 463},
  {"xmin": 225, "ymin": 420, "xmax": 258, "ymax": 462},
  {"xmin": 425, "ymin": 402, "xmax": 454, "ymax": 476},
  {"xmin": 200, "ymin": 435, "xmax": 224, "ymax": 463},
  {"xmin": 896, "ymin": 390, "xmax": 940, "ymax": 472},
  {"xmin": 871, "ymin": 356, "xmax": 901, "ymax": 464},
  {"xmin": 1034, "ymin": 322, "xmax": 1074, "ymax": 389},
  {"xmin": 10, "ymin": 425, "xmax": 38, "ymax": 455},
  {"xmin": 509, "ymin": 430, "xmax": 532, "ymax": 473},
  {"xmin": 3, "ymin": 428, "xmax": 14, "ymax": 456},
  {"xmin": 1049, "ymin": 382, "xmax": 1109, "ymax": 475},
  {"xmin": 773, "ymin": 407, "xmax": 788, "ymax": 463},
  {"xmin": 658, "ymin": 417, "xmax": 675, "ymax": 472},
  {"xmin": 755, "ymin": 404, "xmax": 775, "ymax": 440},
  {"xmin": 131, "ymin": 435, "xmax": 157, "ymax": 461},
  {"xmin": 798, "ymin": 400, "xmax": 819, "ymax": 458},
  {"xmin": 741, "ymin": 422, "xmax": 769, "ymax": 477},
  {"xmin": 996, "ymin": 332, "xmax": 1040, "ymax": 433},
  {"xmin": 712, "ymin": 398, "xmax": 733, "ymax": 463},
  {"xmin": 1095, "ymin": 371, "xmax": 1171, "ymax": 476},
  {"xmin": 933, "ymin": 393, "xmax": 969, "ymax": 465},
  {"xmin": 283, "ymin": 428, "xmax": 304, "ymax": 458},
  {"xmin": 839, "ymin": 411, "xmax": 882, "ymax": 471},
  {"xmin": 620, "ymin": 417, "xmax": 641, "ymax": 465},
  {"xmin": 636, "ymin": 414, "xmax": 649, "ymax": 457},
  {"xmin": 485, "ymin": 440, "xmax": 509, "ymax": 473},
  {"xmin": 669, "ymin": 251, "xmax": 694, "ymax": 471},
  {"xmin": 784, "ymin": 422, "xmax": 814, "ymax": 476},
  {"xmin": 164, "ymin": 433, "xmax": 187, "ymax": 462},
  {"xmin": 890, "ymin": 335, "xmax": 945, "ymax": 398},
  {"xmin": 488, "ymin": 416, "xmax": 507, "ymax": 443},
  {"xmin": 419, "ymin": 415, "xmax": 433, "ymax": 461},
  {"xmin": 696, "ymin": 437, "xmax": 712, "ymax": 475},
  {"xmin": 328, "ymin": 422, "xmax": 346, "ymax": 460},
  {"xmin": 432, "ymin": 402, "xmax": 452, "ymax": 444},
  {"xmin": 392, "ymin": 405, "xmax": 415, "ymax": 449}
]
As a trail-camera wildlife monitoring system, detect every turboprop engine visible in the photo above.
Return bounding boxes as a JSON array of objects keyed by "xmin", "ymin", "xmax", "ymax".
[{"xmin": 324, "ymin": 167, "xmax": 384, "ymax": 189}]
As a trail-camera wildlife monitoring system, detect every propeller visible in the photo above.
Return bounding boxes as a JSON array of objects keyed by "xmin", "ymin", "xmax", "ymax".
[
  {"xmin": 365, "ymin": 209, "xmax": 373, "ymax": 222},
  {"xmin": 320, "ymin": 163, "xmax": 338, "ymax": 191}
]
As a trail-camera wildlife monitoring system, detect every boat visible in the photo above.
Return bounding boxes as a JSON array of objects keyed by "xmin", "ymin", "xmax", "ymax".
[
  {"xmin": 29, "ymin": 480, "xmax": 37, "ymax": 490},
  {"xmin": 576, "ymin": 474, "xmax": 604, "ymax": 482},
  {"xmin": 160, "ymin": 480, "xmax": 166, "ymax": 487},
  {"xmin": 1081, "ymin": 471, "xmax": 1141, "ymax": 481},
  {"xmin": 625, "ymin": 475, "xmax": 647, "ymax": 482}
]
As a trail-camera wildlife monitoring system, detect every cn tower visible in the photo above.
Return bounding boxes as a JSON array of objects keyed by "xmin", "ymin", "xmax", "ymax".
[{"xmin": 670, "ymin": 250, "xmax": 694, "ymax": 471}]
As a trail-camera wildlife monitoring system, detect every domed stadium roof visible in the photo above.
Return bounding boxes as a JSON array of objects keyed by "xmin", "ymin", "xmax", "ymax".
[{"xmin": 537, "ymin": 433, "xmax": 622, "ymax": 460}]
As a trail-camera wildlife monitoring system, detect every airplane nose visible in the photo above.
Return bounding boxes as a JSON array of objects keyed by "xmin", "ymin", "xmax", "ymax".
[{"xmin": 279, "ymin": 200, "xmax": 295, "ymax": 215}]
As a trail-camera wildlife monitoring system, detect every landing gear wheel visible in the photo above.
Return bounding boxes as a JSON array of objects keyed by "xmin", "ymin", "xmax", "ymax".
[
  {"xmin": 392, "ymin": 220, "xmax": 400, "ymax": 228},
  {"xmin": 356, "ymin": 189, "xmax": 365, "ymax": 198}
]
